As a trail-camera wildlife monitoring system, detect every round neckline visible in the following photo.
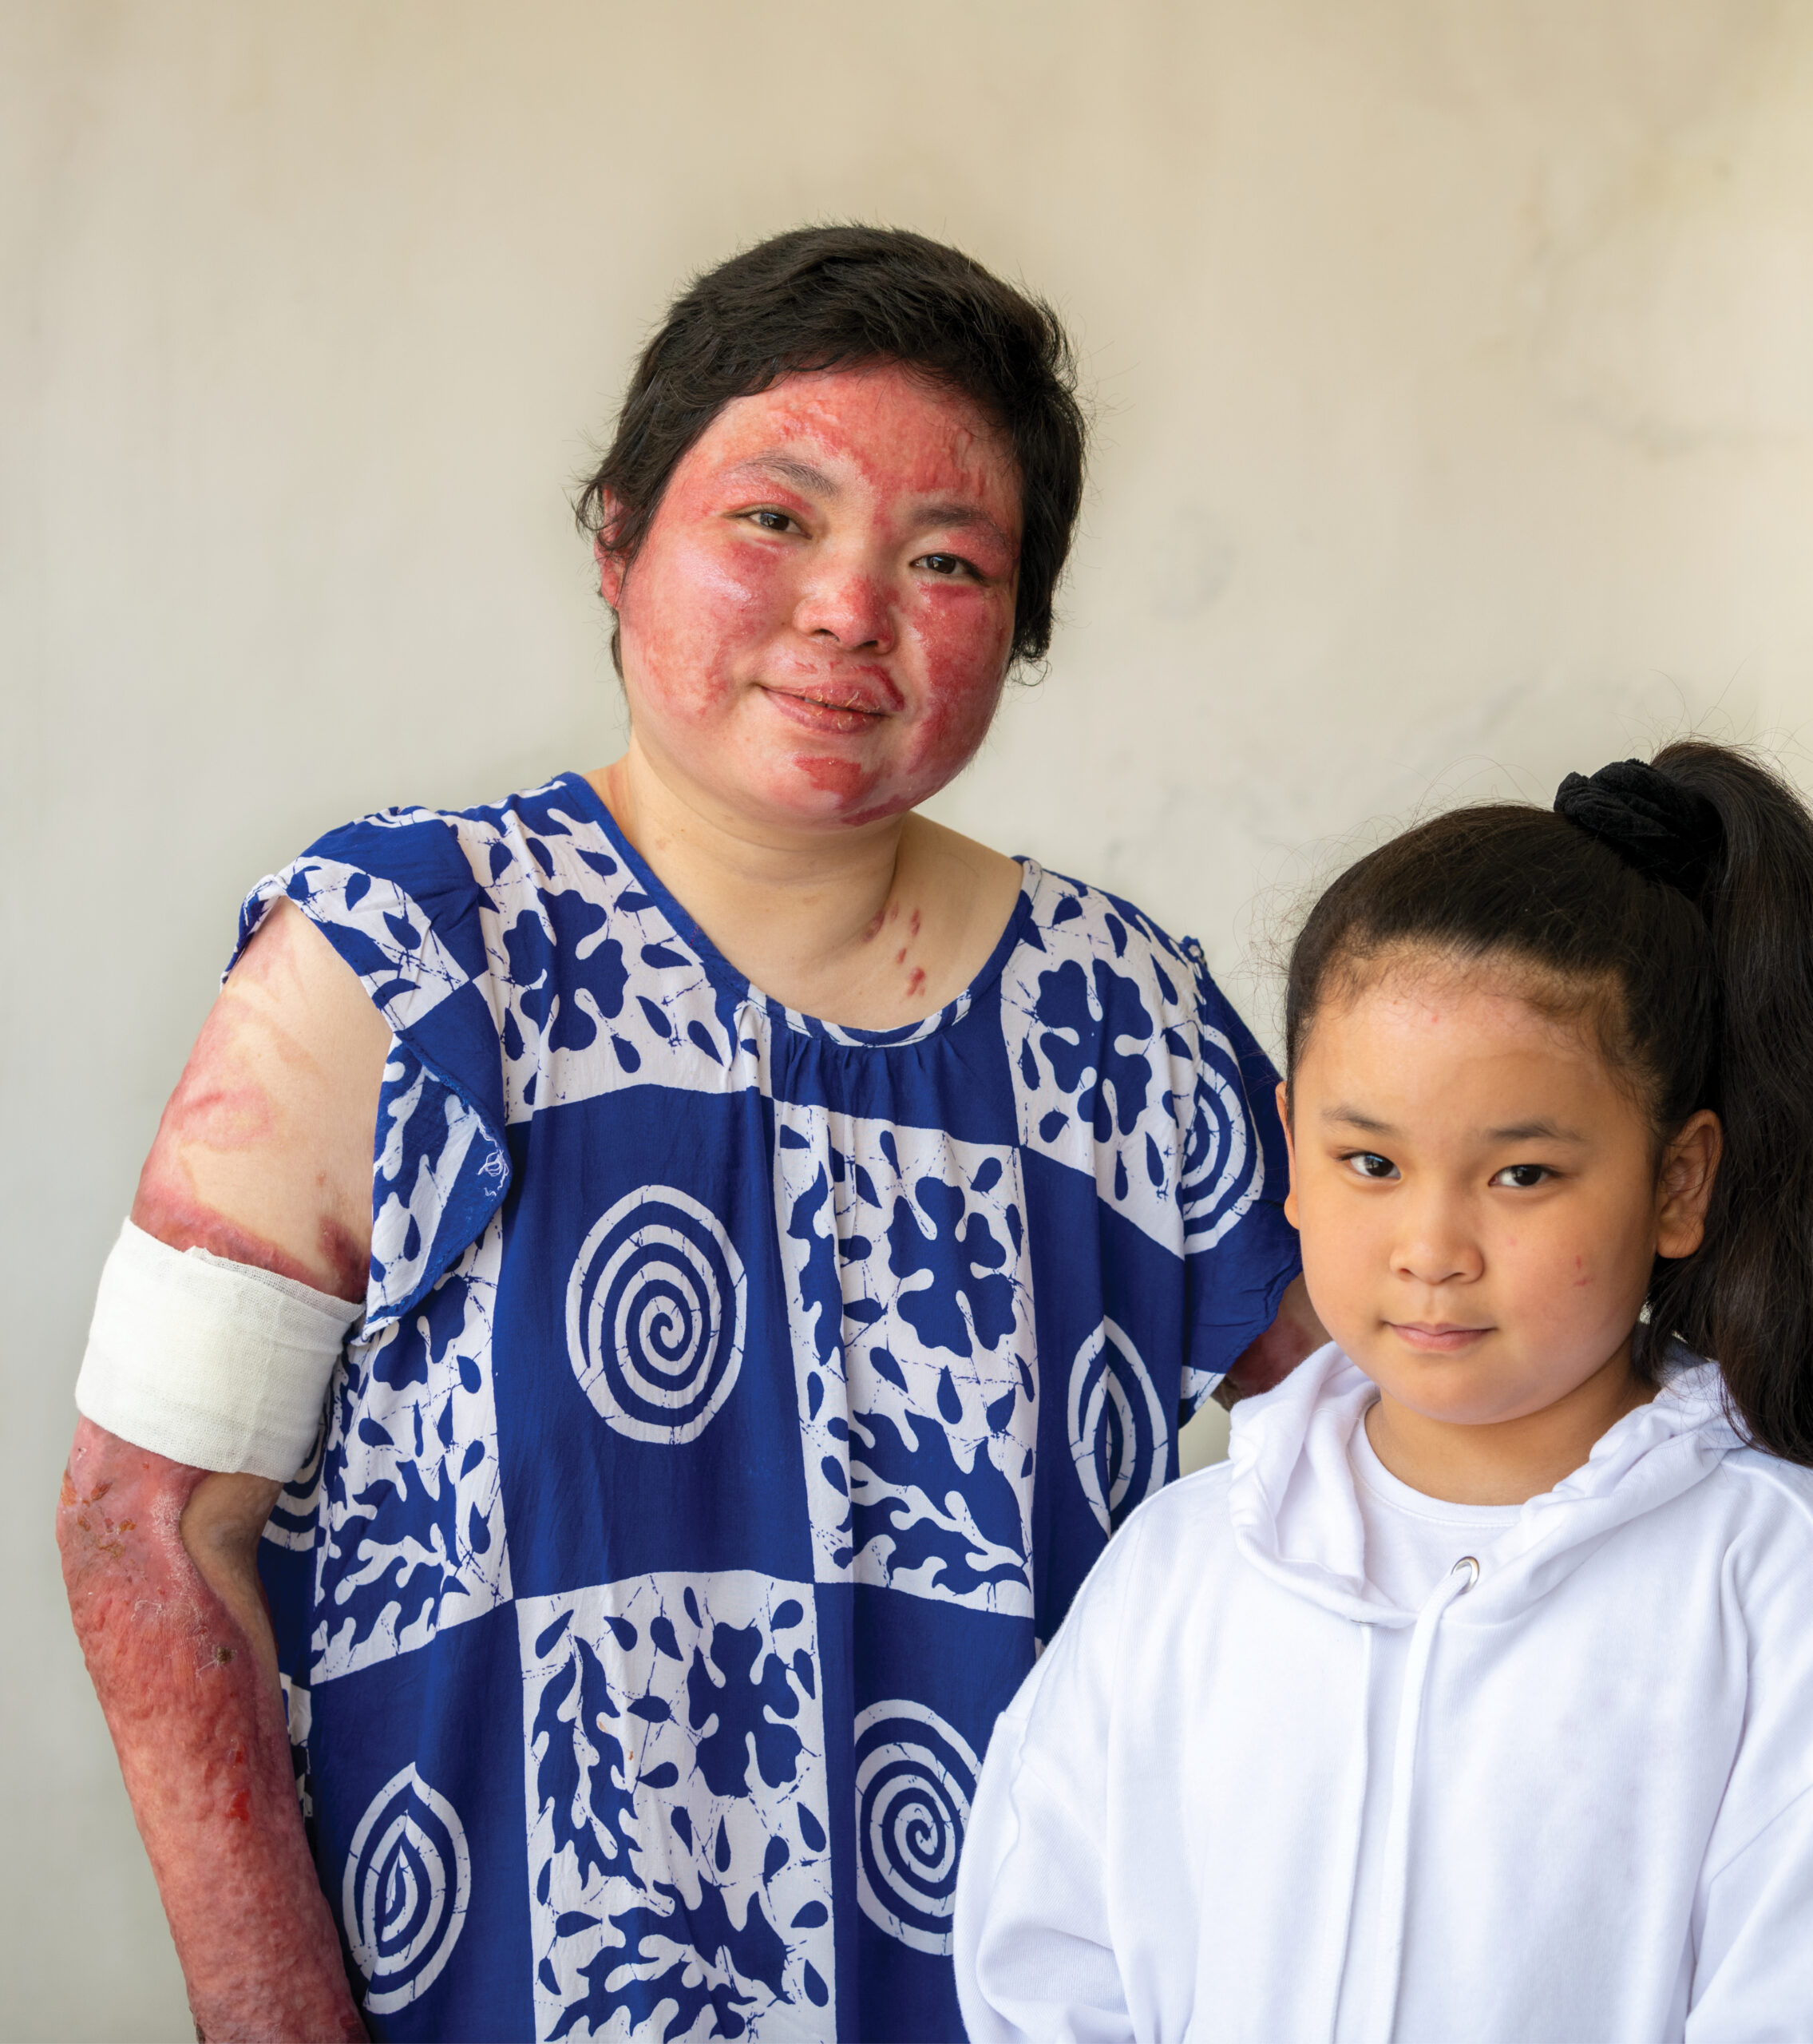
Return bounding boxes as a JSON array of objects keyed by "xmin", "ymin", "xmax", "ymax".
[
  {"xmin": 1348, "ymin": 1407, "xmax": 1526, "ymax": 1526},
  {"xmin": 551, "ymin": 770, "xmax": 1040, "ymax": 1048}
]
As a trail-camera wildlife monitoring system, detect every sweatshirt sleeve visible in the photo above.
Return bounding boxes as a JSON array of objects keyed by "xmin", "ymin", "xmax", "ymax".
[
  {"xmin": 1687, "ymin": 1784, "xmax": 1813, "ymax": 2041},
  {"xmin": 954, "ymin": 1532, "xmax": 1139, "ymax": 2044}
]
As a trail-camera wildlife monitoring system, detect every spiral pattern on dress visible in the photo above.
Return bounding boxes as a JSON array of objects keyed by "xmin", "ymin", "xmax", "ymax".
[
  {"xmin": 341, "ymin": 1766, "xmax": 471, "ymax": 2014},
  {"xmin": 853, "ymin": 1701, "xmax": 980, "ymax": 1955},
  {"xmin": 1068, "ymin": 1317, "xmax": 1168, "ymax": 1535},
  {"xmin": 565, "ymin": 1186, "xmax": 748, "ymax": 1444},
  {"xmin": 1179, "ymin": 1025, "xmax": 1262, "ymax": 1247}
]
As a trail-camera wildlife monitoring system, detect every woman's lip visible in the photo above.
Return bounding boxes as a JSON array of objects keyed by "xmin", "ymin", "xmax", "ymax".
[
  {"xmin": 758, "ymin": 683, "xmax": 891, "ymax": 735},
  {"xmin": 1387, "ymin": 1322, "xmax": 1494, "ymax": 1353}
]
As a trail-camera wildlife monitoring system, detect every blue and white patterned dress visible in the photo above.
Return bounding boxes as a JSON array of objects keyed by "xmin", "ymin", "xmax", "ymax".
[{"xmin": 247, "ymin": 772, "xmax": 1298, "ymax": 2043}]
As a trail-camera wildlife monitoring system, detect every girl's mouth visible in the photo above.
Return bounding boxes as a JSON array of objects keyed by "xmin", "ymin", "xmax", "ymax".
[{"xmin": 1387, "ymin": 1321, "xmax": 1494, "ymax": 1354}]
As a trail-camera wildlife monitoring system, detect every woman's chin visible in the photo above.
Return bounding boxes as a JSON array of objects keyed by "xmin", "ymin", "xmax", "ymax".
[{"xmin": 700, "ymin": 759, "xmax": 905, "ymax": 836}]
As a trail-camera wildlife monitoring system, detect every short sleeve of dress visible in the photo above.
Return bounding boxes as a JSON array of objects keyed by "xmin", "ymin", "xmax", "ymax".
[
  {"xmin": 1000, "ymin": 870, "xmax": 1301, "ymax": 1438},
  {"xmin": 1176, "ymin": 937, "xmax": 1300, "ymax": 1416},
  {"xmin": 232, "ymin": 802, "xmax": 516, "ymax": 1333}
]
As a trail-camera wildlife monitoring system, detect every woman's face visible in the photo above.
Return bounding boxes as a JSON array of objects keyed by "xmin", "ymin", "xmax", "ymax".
[{"xmin": 602, "ymin": 362, "xmax": 1023, "ymax": 834}]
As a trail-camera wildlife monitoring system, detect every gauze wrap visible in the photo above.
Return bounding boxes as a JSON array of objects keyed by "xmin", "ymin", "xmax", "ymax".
[{"xmin": 76, "ymin": 1218, "xmax": 360, "ymax": 1480}]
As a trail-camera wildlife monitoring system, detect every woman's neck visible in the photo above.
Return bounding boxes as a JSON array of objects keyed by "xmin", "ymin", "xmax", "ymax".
[
  {"xmin": 1364, "ymin": 1343, "xmax": 1657, "ymax": 1506},
  {"xmin": 586, "ymin": 741, "xmax": 1023, "ymax": 1028}
]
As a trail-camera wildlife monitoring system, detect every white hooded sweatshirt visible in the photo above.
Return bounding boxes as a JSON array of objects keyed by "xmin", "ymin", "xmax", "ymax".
[{"xmin": 955, "ymin": 1345, "xmax": 1813, "ymax": 2043}]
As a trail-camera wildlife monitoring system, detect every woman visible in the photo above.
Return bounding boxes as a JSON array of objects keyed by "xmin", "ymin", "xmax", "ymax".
[{"xmin": 58, "ymin": 226, "xmax": 1312, "ymax": 2043}]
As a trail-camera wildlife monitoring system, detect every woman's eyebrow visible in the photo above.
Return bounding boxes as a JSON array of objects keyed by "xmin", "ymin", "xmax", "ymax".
[
  {"xmin": 722, "ymin": 458, "xmax": 1013, "ymax": 552},
  {"xmin": 726, "ymin": 454, "xmax": 837, "ymax": 494},
  {"xmin": 917, "ymin": 502, "xmax": 1015, "ymax": 550}
]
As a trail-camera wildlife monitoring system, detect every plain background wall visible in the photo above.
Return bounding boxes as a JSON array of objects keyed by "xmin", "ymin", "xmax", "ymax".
[{"xmin": 6, "ymin": 2, "xmax": 1813, "ymax": 2033}]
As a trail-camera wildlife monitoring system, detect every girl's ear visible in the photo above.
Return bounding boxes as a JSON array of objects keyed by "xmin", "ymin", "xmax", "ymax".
[
  {"xmin": 1277, "ymin": 1079, "xmax": 1300, "ymax": 1232},
  {"xmin": 1656, "ymin": 1109, "xmax": 1723, "ymax": 1260}
]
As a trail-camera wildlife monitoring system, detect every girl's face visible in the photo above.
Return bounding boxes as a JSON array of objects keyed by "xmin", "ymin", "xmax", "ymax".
[
  {"xmin": 1281, "ymin": 955, "xmax": 1720, "ymax": 1429},
  {"xmin": 600, "ymin": 362, "xmax": 1023, "ymax": 835}
]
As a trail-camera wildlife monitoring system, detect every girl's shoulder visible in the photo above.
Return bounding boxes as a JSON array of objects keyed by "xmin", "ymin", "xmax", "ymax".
[
  {"xmin": 1674, "ymin": 1448, "xmax": 1813, "ymax": 1705},
  {"xmin": 1063, "ymin": 1462, "xmax": 1245, "ymax": 1634},
  {"xmin": 1710, "ymin": 1445, "xmax": 1813, "ymax": 1559}
]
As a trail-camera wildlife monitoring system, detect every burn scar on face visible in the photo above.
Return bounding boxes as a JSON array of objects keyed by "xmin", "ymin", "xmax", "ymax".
[{"xmin": 611, "ymin": 362, "xmax": 1023, "ymax": 837}]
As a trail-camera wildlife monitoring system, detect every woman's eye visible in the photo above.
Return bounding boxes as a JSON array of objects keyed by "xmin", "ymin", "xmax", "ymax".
[
  {"xmin": 1492, "ymin": 1163, "xmax": 1552, "ymax": 1190},
  {"xmin": 746, "ymin": 509, "xmax": 798, "ymax": 533},
  {"xmin": 916, "ymin": 552, "xmax": 976, "ymax": 578},
  {"xmin": 1344, "ymin": 1152, "xmax": 1399, "ymax": 1182}
]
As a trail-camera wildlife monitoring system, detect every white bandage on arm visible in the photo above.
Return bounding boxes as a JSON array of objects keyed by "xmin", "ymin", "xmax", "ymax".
[{"xmin": 75, "ymin": 1218, "xmax": 361, "ymax": 1480}]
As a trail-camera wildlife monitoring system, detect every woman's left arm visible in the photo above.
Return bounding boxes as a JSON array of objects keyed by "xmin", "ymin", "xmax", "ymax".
[{"xmin": 1217, "ymin": 1274, "xmax": 1325, "ymax": 1407}]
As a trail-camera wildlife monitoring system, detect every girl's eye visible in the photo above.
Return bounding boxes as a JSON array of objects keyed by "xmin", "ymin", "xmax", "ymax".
[
  {"xmin": 1491, "ymin": 1163, "xmax": 1553, "ymax": 1190},
  {"xmin": 915, "ymin": 552, "xmax": 977, "ymax": 579},
  {"xmin": 1343, "ymin": 1152, "xmax": 1399, "ymax": 1182}
]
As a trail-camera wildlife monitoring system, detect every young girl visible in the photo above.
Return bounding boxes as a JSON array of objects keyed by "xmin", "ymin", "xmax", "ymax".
[{"xmin": 954, "ymin": 739, "xmax": 1813, "ymax": 2042}]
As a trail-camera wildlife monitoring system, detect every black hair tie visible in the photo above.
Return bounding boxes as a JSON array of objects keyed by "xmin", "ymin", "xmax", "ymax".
[{"xmin": 1554, "ymin": 759, "xmax": 1724, "ymax": 899}]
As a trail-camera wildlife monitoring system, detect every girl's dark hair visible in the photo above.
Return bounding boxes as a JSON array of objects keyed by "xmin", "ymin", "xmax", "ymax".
[
  {"xmin": 576, "ymin": 224, "xmax": 1087, "ymax": 675},
  {"xmin": 1285, "ymin": 739, "xmax": 1813, "ymax": 1465}
]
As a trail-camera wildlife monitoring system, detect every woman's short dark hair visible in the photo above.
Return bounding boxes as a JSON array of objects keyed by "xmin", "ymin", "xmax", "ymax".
[
  {"xmin": 576, "ymin": 224, "xmax": 1087, "ymax": 672},
  {"xmin": 1284, "ymin": 739, "xmax": 1813, "ymax": 1466}
]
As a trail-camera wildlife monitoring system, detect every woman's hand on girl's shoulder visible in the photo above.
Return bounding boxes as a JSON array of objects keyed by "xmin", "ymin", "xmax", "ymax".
[{"xmin": 130, "ymin": 899, "xmax": 391, "ymax": 1301}]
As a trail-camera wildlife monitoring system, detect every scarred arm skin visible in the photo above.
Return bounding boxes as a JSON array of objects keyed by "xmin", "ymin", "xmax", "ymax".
[{"xmin": 57, "ymin": 902, "xmax": 389, "ymax": 2043}]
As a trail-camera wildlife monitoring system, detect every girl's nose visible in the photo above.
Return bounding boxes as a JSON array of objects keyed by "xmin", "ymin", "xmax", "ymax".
[
  {"xmin": 1391, "ymin": 1201, "xmax": 1484, "ymax": 1287},
  {"xmin": 794, "ymin": 555, "xmax": 895, "ymax": 653}
]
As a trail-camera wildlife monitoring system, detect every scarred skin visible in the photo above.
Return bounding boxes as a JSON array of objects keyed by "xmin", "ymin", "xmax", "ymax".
[
  {"xmin": 61, "ymin": 365, "xmax": 1320, "ymax": 2038},
  {"xmin": 592, "ymin": 362, "xmax": 1033, "ymax": 1031},
  {"xmin": 58, "ymin": 1426, "xmax": 366, "ymax": 2043},
  {"xmin": 602, "ymin": 362, "xmax": 1024, "ymax": 840},
  {"xmin": 57, "ymin": 901, "xmax": 386, "ymax": 2042}
]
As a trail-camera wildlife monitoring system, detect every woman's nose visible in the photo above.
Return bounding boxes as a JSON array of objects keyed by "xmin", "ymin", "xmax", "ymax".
[{"xmin": 793, "ymin": 552, "xmax": 895, "ymax": 652}]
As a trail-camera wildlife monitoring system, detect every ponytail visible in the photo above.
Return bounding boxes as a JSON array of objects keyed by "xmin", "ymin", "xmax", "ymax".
[
  {"xmin": 1644, "ymin": 741, "xmax": 1813, "ymax": 1464},
  {"xmin": 1285, "ymin": 738, "xmax": 1813, "ymax": 1466}
]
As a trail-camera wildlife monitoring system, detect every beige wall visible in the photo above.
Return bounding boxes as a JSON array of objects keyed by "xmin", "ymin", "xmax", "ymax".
[{"xmin": 6, "ymin": 2, "xmax": 1813, "ymax": 2032}]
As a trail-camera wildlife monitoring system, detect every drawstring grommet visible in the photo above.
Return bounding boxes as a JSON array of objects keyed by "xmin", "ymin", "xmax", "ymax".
[{"xmin": 1451, "ymin": 1555, "xmax": 1480, "ymax": 1588}]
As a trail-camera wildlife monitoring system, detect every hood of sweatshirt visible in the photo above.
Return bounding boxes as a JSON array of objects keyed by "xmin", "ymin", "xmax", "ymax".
[{"xmin": 1225, "ymin": 1341, "xmax": 1741, "ymax": 1628}]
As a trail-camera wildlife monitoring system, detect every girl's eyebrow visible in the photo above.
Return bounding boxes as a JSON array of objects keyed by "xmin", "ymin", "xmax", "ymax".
[
  {"xmin": 1321, "ymin": 1106, "xmax": 1394, "ymax": 1133},
  {"xmin": 1320, "ymin": 1106, "xmax": 1588, "ymax": 1145}
]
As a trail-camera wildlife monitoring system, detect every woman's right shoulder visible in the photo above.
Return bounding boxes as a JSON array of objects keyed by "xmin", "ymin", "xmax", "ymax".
[{"xmin": 238, "ymin": 772, "xmax": 627, "ymax": 1032}]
